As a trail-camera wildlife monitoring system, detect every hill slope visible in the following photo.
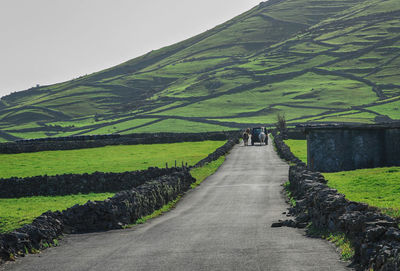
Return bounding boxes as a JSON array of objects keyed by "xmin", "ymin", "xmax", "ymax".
[{"xmin": 0, "ymin": 0, "xmax": 399, "ymax": 141}]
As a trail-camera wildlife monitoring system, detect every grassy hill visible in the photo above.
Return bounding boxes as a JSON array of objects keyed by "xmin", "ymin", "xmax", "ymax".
[{"xmin": 1, "ymin": 0, "xmax": 399, "ymax": 141}]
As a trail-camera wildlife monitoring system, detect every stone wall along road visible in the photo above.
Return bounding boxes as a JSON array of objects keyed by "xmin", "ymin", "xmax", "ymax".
[{"xmin": 3, "ymin": 139, "xmax": 350, "ymax": 271}]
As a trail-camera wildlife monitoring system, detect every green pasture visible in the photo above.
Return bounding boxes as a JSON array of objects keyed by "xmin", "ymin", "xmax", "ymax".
[
  {"xmin": 1, "ymin": 122, "xmax": 42, "ymax": 130},
  {"xmin": 190, "ymin": 156, "xmax": 226, "ymax": 188},
  {"xmin": 324, "ymin": 168, "xmax": 400, "ymax": 218},
  {"xmin": 154, "ymin": 58, "xmax": 231, "ymax": 76},
  {"xmin": 159, "ymin": 74, "xmax": 254, "ymax": 99},
  {"xmin": 85, "ymin": 118, "xmax": 159, "ymax": 135},
  {"xmin": 156, "ymin": 71, "xmax": 377, "ymax": 119},
  {"xmin": 0, "ymin": 141, "xmax": 226, "ymax": 178},
  {"xmin": 284, "ymin": 139, "xmax": 307, "ymax": 163},
  {"xmin": 7, "ymin": 131, "xmax": 50, "ymax": 140},
  {"xmin": 381, "ymin": 88, "xmax": 400, "ymax": 99},
  {"xmin": 145, "ymin": 101, "xmax": 184, "ymax": 113},
  {"xmin": 301, "ymin": 111, "xmax": 377, "ymax": 124},
  {"xmin": 0, "ymin": 193, "xmax": 114, "ymax": 233},
  {"xmin": 348, "ymin": 0, "xmax": 399, "ymax": 18},
  {"xmin": 131, "ymin": 119, "xmax": 232, "ymax": 133},
  {"xmin": 289, "ymin": 41, "xmax": 330, "ymax": 54},
  {"xmin": 367, "ymin": 100, "xmax": 400, "ymax": 118},
  {"xmin": 51, "ymin": 116, "xmax": 122, "ymax": 129},
  {"xmin": 367, "ymin": 57, "xmax": 400, "ymax": 87},
  {"xmin": 261, "ymin": 0, "xmax": 355, "ymax": 26},
  {"xmin": 241, "ymin": 56, "xmax": 300, "ymax": 72},
  {"xmin": 211, "ymin": 106, "xmax": 327, "ymax": 124}
]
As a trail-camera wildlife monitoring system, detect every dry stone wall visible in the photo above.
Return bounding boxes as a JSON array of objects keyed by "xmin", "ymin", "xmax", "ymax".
[
  {"xmin": 194, "ymin": 137, "xmax": 239, "ymax": 168},
  {"xmin": 273, "ymin": 132, "xmax": 400, "ymax": 271},
  {"xmin": 0, "ymin": 132, "xmax": 237, "ymax": 154},
  {"xmin": 0, "ymin": 168, "xmax": 181, "ymax": 198},
  {"xmin": 61, "ymin": 170, "xmax": 194, "ymax": 233}
]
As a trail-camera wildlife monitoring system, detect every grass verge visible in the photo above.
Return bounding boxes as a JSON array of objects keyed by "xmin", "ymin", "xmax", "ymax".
[
  {"xmin": 307, "ymin": 223, "xmax": 355, "ymax": 261},
  {"xmin": 0, "ymin": 193, "xmax": 114, "ymax": 233},
  {"xmin": 283, "ymin": 181, "xmax": 296, "ymax": 207},
  {"xmin": 190, "ymin": 156, "xmax": 226, "ymax": 188},
  {"xmin": 132, "ymin": 196, "xmax": 182, "ymax": 226}
]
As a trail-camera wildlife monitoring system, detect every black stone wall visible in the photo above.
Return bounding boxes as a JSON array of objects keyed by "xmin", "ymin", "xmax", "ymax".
[
  {"xmin": 0, "ymin": 168, "xmax": 182, "ymax": 198},
  {"xmin": 0, "ymin": 132, "xmax": 237, "ymax": 154},
  {"xmin": 194, "ymin": 137, "xmax": 239, "ymax": 168},
  {"xmin": 61, "ymin": 170, "xmax": 195, "ymax": 233},
  {"xmin": 274, "ymin": 132, "xmax": 400, "ymax": 271}
]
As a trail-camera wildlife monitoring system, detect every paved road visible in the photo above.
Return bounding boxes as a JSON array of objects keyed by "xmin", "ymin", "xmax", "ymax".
[{"xmin": 3, "ymin": 141, "xmax": 351, "ymax": 271}]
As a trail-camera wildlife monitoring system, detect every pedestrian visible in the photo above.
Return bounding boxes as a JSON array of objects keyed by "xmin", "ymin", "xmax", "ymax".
[{"xmin": 243, "ymin": 128, "xmax": 250, "ymax": 146}]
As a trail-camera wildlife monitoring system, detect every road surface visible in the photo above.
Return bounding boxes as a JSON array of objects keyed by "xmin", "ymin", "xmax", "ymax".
[{"xmin": 3, "ymin": 141, "xmax": 351, "ymax": 271}]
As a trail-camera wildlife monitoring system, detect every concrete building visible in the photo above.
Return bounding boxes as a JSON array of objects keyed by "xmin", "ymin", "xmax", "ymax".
[{"xmin": 304, "ymin": 123, "xmax": 400, "ymax": 172}]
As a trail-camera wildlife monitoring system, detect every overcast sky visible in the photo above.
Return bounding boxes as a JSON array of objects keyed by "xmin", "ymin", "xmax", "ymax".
[{"xmin": 0, "ymin": 0, "xmax": 262, "ymax": 98}]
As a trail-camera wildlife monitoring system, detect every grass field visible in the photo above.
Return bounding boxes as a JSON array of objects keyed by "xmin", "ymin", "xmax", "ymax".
[
  {"xmin": 0, "ymin": 141, "xmax": 226, "ymax": 178},
  {"xmin": 0, "ymin": 193, "xmax": 114, "ymax": 233},
  {"xmin": 190, "ymin": 156, "xmax": 226, "ymax": 188},
  {"xmin": 131, "ymin": 119, "xmax": 232, "ymax": 133},
  {"xmin": 284, "ymin": 139, "xmax": 307, "ymax": 163},
  {"xmin": 324, "ymin": 168, "xmax": 400, "ymax": 218}
]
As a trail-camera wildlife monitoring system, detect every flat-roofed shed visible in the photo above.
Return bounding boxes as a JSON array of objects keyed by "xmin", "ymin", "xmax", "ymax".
[{"xmin": 302, "ymin": 123, "xmax": 400, "ymax": 172}]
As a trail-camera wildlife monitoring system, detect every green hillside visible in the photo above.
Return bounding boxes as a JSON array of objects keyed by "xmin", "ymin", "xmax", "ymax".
[{"xmin": 1, "ymin": 0, "xmax": 400, "ymax": 141}]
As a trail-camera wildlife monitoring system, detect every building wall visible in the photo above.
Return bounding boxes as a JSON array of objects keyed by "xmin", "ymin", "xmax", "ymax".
[
  {"xmin": 307, "ymin": 128, "xmax": 399, "ymax": 172},
  {"xmin": 385, "ymin": 129, "xmax": 400, "ymax": 166}
]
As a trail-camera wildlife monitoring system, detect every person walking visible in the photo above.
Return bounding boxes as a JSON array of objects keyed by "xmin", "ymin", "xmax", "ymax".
[{"xmin": 243, "ymin": 128, "xmax": 250, "ymax": 146}]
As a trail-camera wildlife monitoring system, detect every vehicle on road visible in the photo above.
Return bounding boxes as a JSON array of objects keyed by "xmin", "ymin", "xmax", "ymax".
[{"xmin": 251, "ymin": 127, "xmax": 268, "ymax": 145}]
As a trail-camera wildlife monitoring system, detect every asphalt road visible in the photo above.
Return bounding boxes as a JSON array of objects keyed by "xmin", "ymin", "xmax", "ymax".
[{"xmin": 3, "ymin": 140, "xmax": 351, "ymax": 271}]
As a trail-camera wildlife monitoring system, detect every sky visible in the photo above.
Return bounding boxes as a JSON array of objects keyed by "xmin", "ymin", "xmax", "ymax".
[{"xmin": 0, "ymin": 0, "xmax": 262, "ymax": 98}]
